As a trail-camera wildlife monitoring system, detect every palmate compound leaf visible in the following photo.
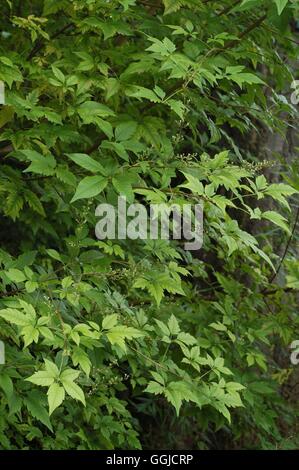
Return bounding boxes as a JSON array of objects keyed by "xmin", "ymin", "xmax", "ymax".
[
  {"xmin": 164, "ymin": 381, "xmax": 201, "ymax": 417},
  {"xmin": 20, "ymin": 150, "xmax": 56, "ymax": 176},
  {"xmin": 26, "ymin": 359, "xmax": 59, "ymax": 386},
  {"xmin": 27, "ymin": 366, "xmax": 85, "ymax": 415},
  {"xmin": 70, "ymin": 175, "xmax": 108, "ymax": 202},
  {"xmin": 106, "ymin": 325, "xmax": 145, "ymax": 351},
  {"xmin": 180, "ymin": 172, "xmax": 204, "ymax": 195},
  {"xmin": 133, "ymin": 277, "xmax": 164, "ymax": 306},
  {"xmin": 133, "ymin": 272, "xmax": 185, "ymax": 306},
  {"xmin": 145, "ymin": 380, "xmax": 200, "ymax": 417}
]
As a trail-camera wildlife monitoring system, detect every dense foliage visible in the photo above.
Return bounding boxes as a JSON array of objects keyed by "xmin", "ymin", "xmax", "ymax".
[{"xmin": 0, "ymin": 0, "xmax": 299, "ymax": 450}]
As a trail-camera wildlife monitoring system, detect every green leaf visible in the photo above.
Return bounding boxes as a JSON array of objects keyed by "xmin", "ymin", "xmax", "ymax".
[
  {"xmin": 112, "ymin": 174, "xmax": 135, "ymax": 202},
  {"xmin": 71, "ymin": 176, "xmax": 108, "ymax": 202},
  {"xmin": 255, "ymin": 175, "xmax": 268, "ymax": 191},
  {"xmin": 0, "ymin": 308, "xmax": 29, "ymax": 326},
  {"xmin": 102, "ymin": 141, "xmax": 130, "ymax": 162},
  {"xmin": 52, "ymin": 66, "xmax": 65, "ymax": 83},
  {"xmin": 24, "ymin": 391, "xmax": 53, "ymax": 432},
  {"xmin": 115, "ymin": 121, "xmax": 137, "ymax": 142},
  {"xmin": 78, "ymin": 101, "xmax": 115, "ymax": 120},
  {"xmin": 6, "ymin": 268, "xmax": 26, "ymax": 283},
  {"xmin": 176, "ymin": 332, "xmax": 197, "ymax": 346},
  {"xmin": 180, "ymin": 172, "xmax": 204, "ymax": 195},
  {"xmin": 26, "ymin": 371, "xmax": 55, "ymax": 387},
  {"xmin": 0, "ymin": 373, "xmax": 14, "ymax": 399},
  {"xmin": 210, "ymin": 322, "xmax": 227, "ymax": 332},
  {"xmin": 67, "ymin": 153, "xmax": 107, "ymax": 176},
  {"xmin": 106, "ymin": 325, "xmax": 144, "ymax": 350},
  {"xmin": 234, "ymin": 0, "xmax": 261, "ymax": 12},
  {"xmin": 214, "ymin": 401, "xmax": 231, "ymax": 423},
  {"xmin": 162, "ymin": 0, "xmax": 184, "ymax": 14},
  {"xmin": 262, "ymin": 210, "xmax": 291, "ymax": 234},
  {"xmin": 274, "ymin": 0, "xmax": 288, "ymax": 15},
  {"xmin": 264, "ymin": 183, "xmax": 297, "ymax": 209},
  {"xmin": 146, "ymin": 36, "xmax": 176, "ymax": 56},
  {"xmin": 167, "ymin": 315, "xmax": 180, "ymax": 335},
  {"xmin": 167, "ymin": 99, "xmax": 186, "ymax": 118},
  {"xmin": 164, "ymin": 381, "xmax": 192, "ymax": 416},
  {"xmin": 227, "ymin": 72, "xmax": 265, "ymax": 88},
  {"xmin": 47, "ymin": 383, "xmax": 65, "ymax": 415},
  {"xmin": 72, "ymin": 348, "xmax": 91, "ymax": 376},
  {"xmin": 155, "ymin": 319, "xmax": 170, "ymax": 336},
  {"xmin": 44, "ymin": 359, "xmax": 60, "ymax": 378},
  {"xmin": 46, "ymin": 249, "xmax": 61, "ymax": 261},
  {"xmin": 125, "ymin": 85, "xmax": 160, "ymax": 102},
  {"xmin": 102, "ymin": 314, "xmax": 118, "ymax": 330},
  {"xmin": 22, "ymin": 325, "xmax": 39, "ymax": 347},
  {"xmin": 61, "ymin": 378, "xmax": 86, "ymax": 405},
  {"xmin": 144, "ymin": 381, "xmax": 164, "ymax": 394},
  {"xmin": 133, "ymin": 277, "xmax": 164, "ymax": 306},
  {"xmin": 59, "ymin": 368, "xmax": 80, "ymax": 383},
  {"xmin": 21, "ymin": 150, "xmax": 56, "ymax": 176}
]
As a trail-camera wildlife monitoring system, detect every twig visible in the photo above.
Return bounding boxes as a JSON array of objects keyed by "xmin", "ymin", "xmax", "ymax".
[
  {"xmin": 217, "ymin": 0, "xmax": 242, "ymax": 17},
  {"xmin": 27, "ymin": 22, "xmax": 75, "ymax": 60},
  {"xmin": 221, "ymin": 13, "xmax": 268, "ymax": 51},
  {"xmin": 267, "ymin": 206, "xmax": 299, "ymax": 285}
]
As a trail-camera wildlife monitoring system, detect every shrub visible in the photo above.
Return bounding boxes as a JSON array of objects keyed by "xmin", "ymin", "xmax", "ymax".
[{"xmin": 0, "ymin": 0, "xmax": 299, "ymax": 450}]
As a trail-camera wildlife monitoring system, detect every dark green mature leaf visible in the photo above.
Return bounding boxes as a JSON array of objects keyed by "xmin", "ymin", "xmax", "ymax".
[{"xmin": 71, "ymin": 176, "xmax": 108, "ymax": 202}]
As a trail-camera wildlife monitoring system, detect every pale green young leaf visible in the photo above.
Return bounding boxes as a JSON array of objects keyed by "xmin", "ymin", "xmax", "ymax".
[
  {"xmin": 0, "ymin": 308, "xmax": 30, "ymax": 326},
  {"xmin": 102, "ymin": 314, "xmax": 118, "ymax": 330},
  {"xmin": 61, "ymin": 379, "xmax": 86, "ymax": 405},
  {"xmin": 47, "ymin": 383, "xmax": 65, "ymax": 415},
  {"xmin": 6, "ymin": 268, "xmax": 26, "ymax": 283},
  {"xmin": 26, "ymin": 371, "xmax": 55, "ymax": 387},
  {"xmin": 167, "ymin": 314, "xmax": 180, "ymax": 335}
]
